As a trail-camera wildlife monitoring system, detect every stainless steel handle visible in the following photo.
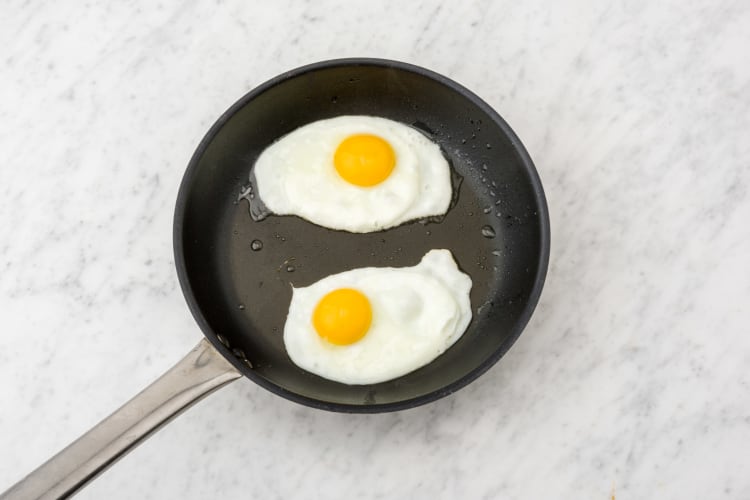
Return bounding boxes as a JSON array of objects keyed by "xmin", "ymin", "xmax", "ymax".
[{"xmin": 1, "ymin": 338, "xmax": 242, "ymax": 500}]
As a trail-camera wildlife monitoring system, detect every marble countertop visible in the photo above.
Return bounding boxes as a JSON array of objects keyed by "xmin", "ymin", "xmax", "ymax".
[{"xmin": 2, "ymin": 1, "xmax": 749, "ymax": 498}]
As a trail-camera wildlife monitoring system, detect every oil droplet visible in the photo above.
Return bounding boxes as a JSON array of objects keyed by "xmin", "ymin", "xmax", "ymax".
[
  {"xmin": 238, "ymin": 304, "xmax": 245, "ymax": 310},
  {"xmin": 481, "ymin": 225, "xmax": 496, "ymax": 238},
  {"xmin": 286, "ymin": 265, "xmax": 295, "ymax": 272},
  {"xmin": 482, "ymin": 164, "xmax": 488, "ymax": 171},
  {"xmin": 461, "ymin": 139, "xmax": 467, "ymax": 144},
  {"xmin": 477, "ymin": 300, "xmax": 493, "ymax": 315},
  {"xmin": 251, "ymin": 240, "xmax": 263, "ymax": 251},
  {"xmin": 483, "ymin": 206, "xmax": 492, "ymax": 214},
  {"xmin": 486, "ymin": 143, "xmax": 492, "ymax": 149},
  {"xmin": 492, "ymin": 249, "xmax": 502, "ymax": 256},
  {"xmin": 426, "ymin": 230, "xmax": 431, "ymax": 235},
  {"xmin": 490, "ymin": 190, "xmax": 496, "ymax": 197}
]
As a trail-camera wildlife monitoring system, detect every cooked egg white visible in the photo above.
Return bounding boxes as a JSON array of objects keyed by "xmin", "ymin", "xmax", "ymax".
[
  {"xmin": 283, "ymin": 249, "xmax": 472, "ymax": 385},
  {"xmin": 253, "ymin": 115, "xmax": 452, "ymax": 233}
]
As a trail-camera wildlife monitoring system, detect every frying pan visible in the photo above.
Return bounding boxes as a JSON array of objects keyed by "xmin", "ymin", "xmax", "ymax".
[{"xmin": 1, "ymin": 58, "xmax": 550, "ymax": 499}]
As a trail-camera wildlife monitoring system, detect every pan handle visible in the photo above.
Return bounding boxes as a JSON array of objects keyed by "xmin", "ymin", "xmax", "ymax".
[{"xmin": 0, "ymin": 338, "xmax": 242, "ymax": 500}]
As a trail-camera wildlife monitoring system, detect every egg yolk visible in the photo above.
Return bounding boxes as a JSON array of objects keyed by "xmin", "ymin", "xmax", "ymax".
[
  {"xmin": 333, "ymin": 134, "xmax": 396, "ymax": 187},
  {"xmin": 312, "ymin": 288, "xmax": 372, "ymax": 345}
]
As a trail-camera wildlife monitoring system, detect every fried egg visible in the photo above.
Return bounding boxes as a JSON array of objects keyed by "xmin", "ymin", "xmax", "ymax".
[
  {"xmin": 283, "ymin": 249, "xmax": 472, "ymax": 385},
  {"xmin": 252, "ymin": 115, "xmax": 452, "ymax": 233}
]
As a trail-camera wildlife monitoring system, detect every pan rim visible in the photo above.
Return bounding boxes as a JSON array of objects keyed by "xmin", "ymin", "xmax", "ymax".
[{"xmin": 173, "ymin": 57, "xmax": 551, "ymax": 413}]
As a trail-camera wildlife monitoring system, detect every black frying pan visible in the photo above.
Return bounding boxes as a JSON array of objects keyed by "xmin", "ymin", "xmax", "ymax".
[{"xmin": 1, "ymin": 58, "xmax": 549, "ymax": 499}]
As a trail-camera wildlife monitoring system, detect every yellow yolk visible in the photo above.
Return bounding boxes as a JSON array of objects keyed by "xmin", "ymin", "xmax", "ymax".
[
  {"xmin": 312, "ymin": 288, "xmax": 372, "ymax": 345},
  {"xmin": 333, "ymin": 134, "xmax": 396, "ymax": 187}
]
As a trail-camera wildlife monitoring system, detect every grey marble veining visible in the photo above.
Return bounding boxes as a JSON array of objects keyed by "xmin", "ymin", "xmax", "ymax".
[{"xmin": 1, "ymin": 1, "xmax": 749, "ymax": 498}]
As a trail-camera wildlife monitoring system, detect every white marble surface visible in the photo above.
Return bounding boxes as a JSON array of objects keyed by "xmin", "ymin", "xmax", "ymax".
[{"xmin": 1, "ymin": 0, "xmax": 749, "ymax": 498}]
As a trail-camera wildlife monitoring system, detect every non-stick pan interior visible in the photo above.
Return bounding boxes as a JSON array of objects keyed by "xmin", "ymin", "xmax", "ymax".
[{"xmin": 175, "ymin": 59, "xmax": 549, "ymax": 412}]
